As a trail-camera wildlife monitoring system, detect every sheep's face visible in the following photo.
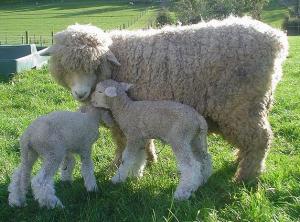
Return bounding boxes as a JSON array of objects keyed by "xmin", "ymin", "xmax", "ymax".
[
  {"xmin": 41, "ymin": 24, "xmax": 121, "ymax": 102},
  {"xmin": 67, "ymin": 71, "xmax": 97, "ymax": 102}
]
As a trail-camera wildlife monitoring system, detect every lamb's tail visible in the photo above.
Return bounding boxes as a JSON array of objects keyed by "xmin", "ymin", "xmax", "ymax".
[{"xmin": 8, "ymin": 138, "xmax": 36, "ymax": 207}]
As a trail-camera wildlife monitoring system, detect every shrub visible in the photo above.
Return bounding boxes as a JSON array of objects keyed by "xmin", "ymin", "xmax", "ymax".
[{"xmin": 156, "ymin": 9, "xmax": 176, "ymax": 27}]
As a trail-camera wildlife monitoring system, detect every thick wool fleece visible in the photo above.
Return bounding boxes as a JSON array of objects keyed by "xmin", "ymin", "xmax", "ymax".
[{"xmin": 47, "ymin": 16, "xmax": 288, "ymax": 180}]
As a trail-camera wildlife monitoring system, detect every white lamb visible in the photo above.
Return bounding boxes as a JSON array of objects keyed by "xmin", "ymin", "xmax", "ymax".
[
  {"xmin": 8, "ymin": 106, "xmax": 109, "ymax": 208},
  {"xmin": 91, "ymin": 80, "xmax": 212, "ymax": 200}
]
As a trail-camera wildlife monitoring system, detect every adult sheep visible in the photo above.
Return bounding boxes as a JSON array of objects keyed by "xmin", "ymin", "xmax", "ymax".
[{"xmin": 42, "ymin": 16, "xmax": 288, "ymax": 181}]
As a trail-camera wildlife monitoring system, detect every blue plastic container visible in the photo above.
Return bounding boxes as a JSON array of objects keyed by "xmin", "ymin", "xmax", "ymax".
[{"xmin": 0, "ymin": 44, "xmax": 49, "ymax": 77}]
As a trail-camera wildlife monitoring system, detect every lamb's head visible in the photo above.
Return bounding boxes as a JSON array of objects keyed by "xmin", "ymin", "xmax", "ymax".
[
  {"xmin": 42, "ymin": 24, "xmax": 121, "ymax": 102},
  {"xmin": 91, "ymin": 80, "xmax": 132, "ymax": 109}
]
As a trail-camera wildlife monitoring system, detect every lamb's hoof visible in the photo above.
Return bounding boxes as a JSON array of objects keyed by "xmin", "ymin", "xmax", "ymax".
[
  {"xmin": 41, "ymin": 197, "xmax": 64, "ymax": 209},
  {"xmin": 111, "ymin": 175, "xmax": 125, "ymax": 184},
  {"xmin": 174, "ymin": 188, "xmax": 192, "ymax": 201},
  {"xmin": 131, "ymin": 169, "xmax": 144, "ymax": 179},
  {"xmin": 86, "ymin": 184, "xmax": 98, "ymax": 192},
  {"xmin": 61, "ymin": 174, "xmax": 73, "ymax": 182},
  {"xmin": 8, "ymin": 197, "xmax": 26, "ymax": 208}
]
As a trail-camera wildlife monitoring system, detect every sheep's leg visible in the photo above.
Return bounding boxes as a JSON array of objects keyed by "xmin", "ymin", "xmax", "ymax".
[
  {"xmin": 111, "ymin": 139, "xmax": 144, "ymax": 183},
  {"xmin": 31, "ymin": 155, "xmax": 64, "ymax": 209},
  {"xmin": 221, "ymin": 114, "xmax": 272, "ymax": 181},
  {"xmin": 60, "ymin": 152, "xmax": 76, "ymax": 182},
  {"xmin": 145, "ymin": 139, "xmax": 158, "ymax": 163},
  {"xmin": 79, "ymin": 149, "xmax": 98, "ymax": 192},
  {"xmin": 234, "ymin": 117, "xmax": 271, "ymax": 181},
  {"xmin": 110, "ymin": 126, "xmax": 157, "ymax": 167},
  {"xmin": 8, "ymin": 149, "xmax": 37, "ymax": 207},
  {"xmin": 110, "ymin": 125, "xmax": 127, "ymax": 168},
  {"xmin": 171, "ymin": 140, "xmax": 206, "ymax": 200}
]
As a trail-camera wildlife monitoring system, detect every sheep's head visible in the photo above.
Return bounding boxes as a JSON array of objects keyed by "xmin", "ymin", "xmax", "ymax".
[
  {"xmin": 91, "ymin": 80, "xmax": 132, "ymax": 109},
  {"xmin": 42, "ymin": 24, "xmax": 120, "ymax": 102}
]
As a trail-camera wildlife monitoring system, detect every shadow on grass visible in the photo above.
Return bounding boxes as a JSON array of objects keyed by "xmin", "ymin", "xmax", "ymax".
[
  {"xmin": 0, "ymin": 74, "xmax": 13, "ymax": 83},
  {"xmin": 0, "ymin": 161, "xmax": 262, "ymax": 221}
]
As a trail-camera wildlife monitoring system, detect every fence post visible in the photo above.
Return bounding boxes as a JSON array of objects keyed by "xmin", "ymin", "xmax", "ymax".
[
  {"xmin": 51, "ymin": 31, "xmax": 54, "ymax": 45},
  {"xmin": 22, "ymin": 35, "xmax": 24, "ymax": 44},
  {"xmin": 40, "ymin": 35, "xmax": 42, "ymax": 46},
  {"xmin": 25, "ymin": 31, "xmax": 28, "ymax": 44}
]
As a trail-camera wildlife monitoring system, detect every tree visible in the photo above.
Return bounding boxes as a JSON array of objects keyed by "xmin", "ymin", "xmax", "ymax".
[{"xmin": 174, "ymin": 0, "xmax": 269, "ymax": 24}]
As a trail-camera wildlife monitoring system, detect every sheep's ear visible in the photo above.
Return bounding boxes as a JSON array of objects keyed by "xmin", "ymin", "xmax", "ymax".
[
  {"xmin": 104, "ymin": 87, "xmax": 117, "ymax": 97},
  {"xmin": 106, "ymin": 50, "xmax": 121, "ymax": 66},
  {"xmin": 120, "ymin": 82, "xmax": 133, "ymax": 91}
]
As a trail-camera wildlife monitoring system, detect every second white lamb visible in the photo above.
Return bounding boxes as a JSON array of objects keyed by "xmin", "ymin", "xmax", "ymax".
[{"xmin": 91, "ymin": 79, "xmax": 212, "ymax": 200}]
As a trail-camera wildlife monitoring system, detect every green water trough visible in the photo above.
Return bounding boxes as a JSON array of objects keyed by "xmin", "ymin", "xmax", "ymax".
[{"xmin": 0, "ymin": 44, "xmax": 49, "ymax": 78}]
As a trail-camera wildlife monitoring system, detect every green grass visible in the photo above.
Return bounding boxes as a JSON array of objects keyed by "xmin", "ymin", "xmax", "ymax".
[
  {"xmin": 0, "ymin": 0, "xmax": 300, "ymax": 221},
  {"xmin": 0, "ymin": 0, "xmax": 158, "ymax": 44}
]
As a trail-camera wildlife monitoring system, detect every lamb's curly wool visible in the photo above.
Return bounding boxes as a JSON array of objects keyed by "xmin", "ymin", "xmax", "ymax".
[
  {"xmin": 8, "ymin": 106, "xmax": 106, "ymax": 208},
  {"xmin": 91, "ymin": 80, "xmax": 212, "ymax": 200},
  {"xmin": 45, "ymin": 16, "xmax": 288, "ymax": 181}
]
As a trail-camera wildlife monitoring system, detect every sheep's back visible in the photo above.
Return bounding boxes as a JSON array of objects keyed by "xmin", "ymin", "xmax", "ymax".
[{"xmin": 109, "ymin": 17, "xmax": 287, "ymax": 121}]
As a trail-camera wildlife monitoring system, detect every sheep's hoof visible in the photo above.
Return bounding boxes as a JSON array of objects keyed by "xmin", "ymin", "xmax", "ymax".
[{"xmin": 174, "ymin": 188, "xmax": 192, "ymax": 201}]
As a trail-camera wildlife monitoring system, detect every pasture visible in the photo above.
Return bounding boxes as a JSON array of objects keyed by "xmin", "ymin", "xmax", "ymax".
[
  {"xmin": 0, "ymin": 0, "xmax": 299, "ymax": 221},
  {"xmin": 0, "ymin": 0, "xmax": 157, "ymax": 44}
]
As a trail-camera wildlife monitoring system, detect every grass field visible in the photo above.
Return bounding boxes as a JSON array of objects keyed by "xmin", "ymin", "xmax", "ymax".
[
  {"xmin": 0, "ymin": 0, "xmax": 300, "ymax": 221},
  {"xmin": 0, "ymin": 0, "xmax": 157, "ymax": 45}
]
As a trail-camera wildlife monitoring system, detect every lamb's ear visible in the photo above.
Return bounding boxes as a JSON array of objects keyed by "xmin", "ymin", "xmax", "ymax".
[
  {"xmin": 106, "ymin": 50, "xmax": 121, "ymax": 66},
  {"xmin": 104, "ymin": 87, "xmax": 117, "ymax": 97},
  {"xmin": 39, "ymin": 46, "xmax": 55, "ymax": 56},
  {"xmin": 120, "ymin": 82, "xmax": 133, "ymax": 91}
]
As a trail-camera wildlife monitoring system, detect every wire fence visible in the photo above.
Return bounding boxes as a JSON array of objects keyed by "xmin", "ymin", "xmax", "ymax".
[{"xmin": 0, "ymin": 9, "xmax": 156, "ymax": 46}]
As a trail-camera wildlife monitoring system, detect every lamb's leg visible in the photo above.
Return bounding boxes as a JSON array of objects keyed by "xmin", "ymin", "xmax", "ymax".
[
  {"xmin": 131, "ymin": 148, "xmax": 147, "ymax": 178},
  {"xmin": 60, "ymin": 152, "xmax": 75, "ymax": 182},
  {"xmin": 111, "ymin": 139, "xmax": 144, "ymax": 183},
  {"xmin": 8, "ymin": 149, "xmax": 37, "ymax": 207},
  {"xmin": 221, "ymin": 115, "xmax": 272, "ymax": 181},
  {"xmin": 171, "ymin": 140, "xmax": 206, "ymax": 200},
  {"xmin": 191, "ymin": 131, "xmax": 212, "ymax": 183},
  {"xmin": 79, "ymin": 149, "xmax": 98, "ymax": 192},
  {"xmin": 110, "ymin": 125, "xmax": 157, "ymax": 166},
  {"xmin": 31, "ymin": 155, "xmax": 64, "ymax": 209}
]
